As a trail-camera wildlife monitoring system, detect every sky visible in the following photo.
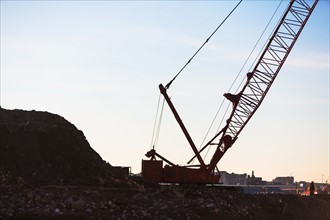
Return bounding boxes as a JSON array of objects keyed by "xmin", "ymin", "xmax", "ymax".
[{"xmin": 1, "ymin": 0, "xmax": 329, "ymax": 183}]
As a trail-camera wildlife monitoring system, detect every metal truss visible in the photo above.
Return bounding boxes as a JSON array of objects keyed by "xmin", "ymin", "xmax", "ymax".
[{"xmin": 207, "ymin": 0, "xmax": 318, "ymax": 170}]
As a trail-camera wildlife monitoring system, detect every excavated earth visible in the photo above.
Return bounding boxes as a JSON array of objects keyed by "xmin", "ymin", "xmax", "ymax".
[{"xmin": 0, "ymin": 108, "xmax": 329, "ymax": 220}]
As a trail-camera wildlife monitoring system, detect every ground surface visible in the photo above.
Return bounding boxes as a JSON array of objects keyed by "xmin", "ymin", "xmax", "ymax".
[
  {"xmin": 0, "ymin": 183, "xmax": 329, "ymax": 220},
  {"xmin": 0, "ymin": 108, "xmax": 329, "ymax": 219}
]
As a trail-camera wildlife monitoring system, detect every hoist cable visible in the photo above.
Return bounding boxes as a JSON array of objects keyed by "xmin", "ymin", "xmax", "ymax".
[
  {"xmin": 233, "ymin": 0, "xmax": 284, "ymax": 94},
  {"xmin": 220, "ymin": 0, "xmax": 283, "ymax": 133},
  {"xmin": 199, "ymin": 98, "xmax": 225, "ymax": 161},
  {"xmin": 165, "ymin": 0, "xmax": 243, "ymax": 90},
  {"xmin": 150, "ymin": 93, "xmax": 162, "ymax": 148},
  {"xmin": 154, "ymin": 97, "xmax": 166, "ymax": 149},
  {"xmin": 150, "ymin": 93, "xmax": 165, "ymax": 149},
  {"xmin": 201, "ymin": 101, "xmax": 230, "ymax": 163},
  {"xmin": 150, "ymin": 0, "xmax": 243, "ymax": 153},
  {"xmin": 197, "ymin": 0, "xmax": 284, "ymax": 163}
]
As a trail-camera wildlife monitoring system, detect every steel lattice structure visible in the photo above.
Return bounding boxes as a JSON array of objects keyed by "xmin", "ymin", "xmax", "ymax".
[{"xmin": 207, "ymin": 0, "xmax": 319, "ymax": 170}]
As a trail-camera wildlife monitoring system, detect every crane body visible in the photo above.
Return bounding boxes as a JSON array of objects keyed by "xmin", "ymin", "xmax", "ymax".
[{"xmin": 142, "ymin": 0, "xmax": 318, "ymax": 184}]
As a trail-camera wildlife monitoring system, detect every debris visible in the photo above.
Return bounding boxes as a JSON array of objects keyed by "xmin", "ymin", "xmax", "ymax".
[
  {"xmin": 0, "ymin": 108, "xmax": 329, "ymax": 219},
  {"xmin": 72, "ymin": 200, "xmax": 86, "ymax": 211}
]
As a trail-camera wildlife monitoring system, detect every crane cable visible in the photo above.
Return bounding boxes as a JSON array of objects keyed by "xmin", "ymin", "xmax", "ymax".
[
  {"xmin": 150, "ymin": 94, "xmax": 166, "ymax": 150},
  {"xmin": 232, "ymin": 0, "xmax": 284, "ymax": 95},
  {"xmin": 165, "ymin": 0, "xmax": 243, "ymax": 90},
  {"xmin": 150, "ymin": 0, "xmax": 243, "ymax": 150},
  {"xmin": 196, "ymin": 0, "xmax": 284, "ymax": 163}
]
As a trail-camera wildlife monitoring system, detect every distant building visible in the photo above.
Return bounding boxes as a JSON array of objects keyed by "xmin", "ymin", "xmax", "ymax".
[
  {"xmin": 219, "ymin": 171, "xmax": 247, "ymax": 185},
  {"xmin": 272, "ymin": 176, "xmax": 294, "ymax": 186},
  {"xmin": 247, "ymin": 171, "xmax": 266, "ymax": 185}
]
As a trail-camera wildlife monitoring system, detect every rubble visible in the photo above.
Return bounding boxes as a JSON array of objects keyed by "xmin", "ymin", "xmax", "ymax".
[
  {"xmin": 0, "ymin": 184, "xmax": 329, "ymax": 219},
  {"xmin": 0, "ymin": 108, "xmax": 329, "ymax": 219}
]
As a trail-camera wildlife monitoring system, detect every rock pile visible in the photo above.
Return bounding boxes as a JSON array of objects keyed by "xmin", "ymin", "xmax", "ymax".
[
  {"xmin": 0, "ymin": 184, "xmax": 329, "ymax": 220},
  {"xmin": 0, "ymin": 108, "xmax": 134, "ymax": 187}
]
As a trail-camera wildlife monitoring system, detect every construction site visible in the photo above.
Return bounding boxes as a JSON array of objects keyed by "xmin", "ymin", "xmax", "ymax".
[
  {"xmin": 0, "ymin": 0, "xmax": 329, "ymax": 219},
  {"xmin": 0, "ymin": 107, "xmax": 329, "ymax": 220}
]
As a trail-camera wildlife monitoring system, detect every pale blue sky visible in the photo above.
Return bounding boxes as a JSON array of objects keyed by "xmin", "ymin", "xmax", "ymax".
[{"xmin": 1, "ymin": 0, "xmax": 329, "ymax": 183}]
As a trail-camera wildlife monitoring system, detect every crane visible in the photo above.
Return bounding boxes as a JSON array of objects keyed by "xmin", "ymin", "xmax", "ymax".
[{"xmin": 142, "ymin": 0, "xmax": 318, "ymax": 184}]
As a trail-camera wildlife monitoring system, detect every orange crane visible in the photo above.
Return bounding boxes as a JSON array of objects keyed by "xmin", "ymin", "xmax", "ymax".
[{"xmin": 142, "ymin": 0, "xmax": 318, "ymax": 184}]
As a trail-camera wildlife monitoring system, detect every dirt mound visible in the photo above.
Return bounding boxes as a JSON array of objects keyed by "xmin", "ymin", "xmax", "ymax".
[{"xmin": 0, "ymin": 108, "xmax": 134, "ymax": 187}]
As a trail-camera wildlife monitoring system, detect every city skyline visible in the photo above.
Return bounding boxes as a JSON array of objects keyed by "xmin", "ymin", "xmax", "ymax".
[{"xmin": 219, "ymin": 170, "xmax": 328, "ymax": 185}]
